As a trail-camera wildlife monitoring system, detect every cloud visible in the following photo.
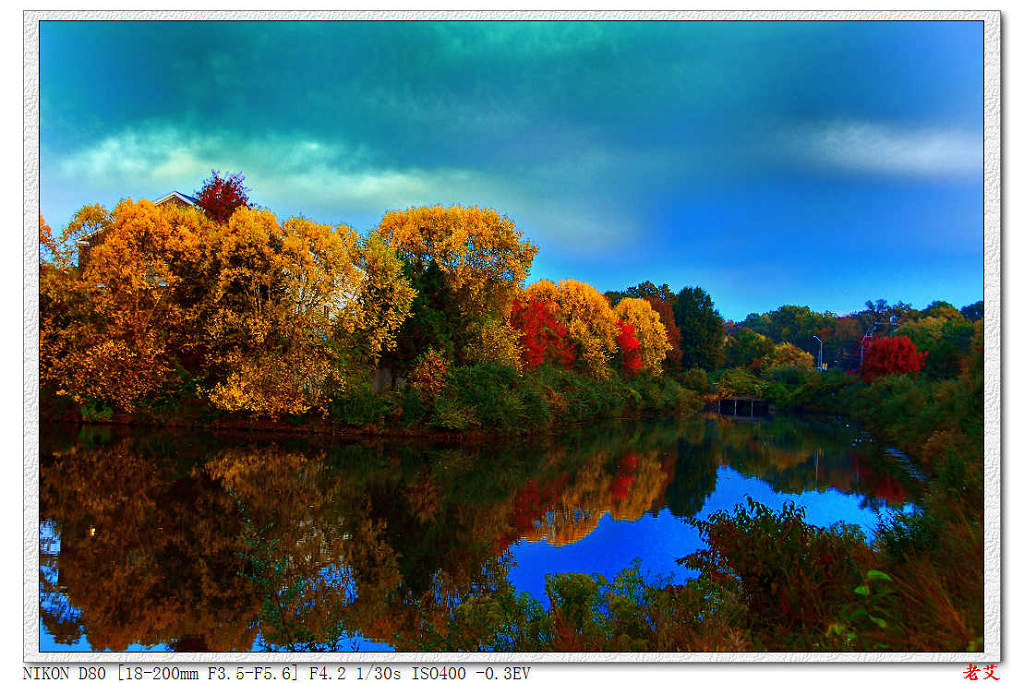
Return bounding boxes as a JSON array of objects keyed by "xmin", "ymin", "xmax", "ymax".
[
  {"xmin": 52, "ymin": 126, "xmax": 630, "ymax": 253},
  {"xmin": 784, "ymin": 121, "xmax": 981, "ymax": 178}
]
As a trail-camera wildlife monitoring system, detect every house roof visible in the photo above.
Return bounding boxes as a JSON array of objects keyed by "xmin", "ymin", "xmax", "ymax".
[{"xmin": 154, "ymin": 191, "xmax": 199, "ymax": 206}]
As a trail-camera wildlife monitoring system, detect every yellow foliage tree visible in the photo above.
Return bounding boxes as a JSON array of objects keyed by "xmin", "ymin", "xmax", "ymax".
[
  {"xmin": 41, "ymin": 200, "xmax": 212, "ymax": 410},
  {"xmin": 464, "ymin": 315, "xmax": 524, "ymax": 371},
  {"xmin": 614, "ymin": 297, "xmax": 671, "ymax": 375},
  {"xmin": 525, "ymin": 279, "xmax": 619, "ymax": 376},
  {"xmin": 205, "ymin": 208, "xmax": 363, "ymax": 417},
  {"xmin": 377, "ymin": 204, "xmax": 537, "ymax": 318},
  {"xmin": 765, "ymin": 342, "xmax": 816, "ymax": 371},
  {"xmin": 349, "ymin": 233, "xmax": 417, "ymax": 366}
]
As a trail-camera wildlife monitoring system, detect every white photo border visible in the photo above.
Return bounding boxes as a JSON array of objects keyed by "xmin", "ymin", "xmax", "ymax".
[{"xmin": 23, "ymin": 9, "xmax": 1002, "ymax": 664}]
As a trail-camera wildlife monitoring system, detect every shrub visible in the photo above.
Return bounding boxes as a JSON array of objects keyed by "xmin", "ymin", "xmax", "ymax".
[{"xmin": 682, "ymin": 499, "xmax": 870, "ymax": 644}]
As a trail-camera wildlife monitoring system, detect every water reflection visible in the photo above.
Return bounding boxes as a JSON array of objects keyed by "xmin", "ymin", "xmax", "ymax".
[{"xmin": 39, "ymin": 416, "xmax": 921, "ymax": 652}]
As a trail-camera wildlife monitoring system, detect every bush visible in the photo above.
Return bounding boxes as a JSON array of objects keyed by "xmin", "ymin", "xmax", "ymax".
[
  {"xmin": 682, "ymin": 498, "xmax": 870, "ymax": 644},
  {"xmin": 328, "ymin": 383, "xmax": 393, "ymax": 426},
  {"xmin": 679, "ymin": 368, "xmax": 711, "ymax": 394}
]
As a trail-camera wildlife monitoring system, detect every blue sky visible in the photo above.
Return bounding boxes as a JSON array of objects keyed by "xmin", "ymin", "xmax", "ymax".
[{"xmin": 39, "ymin": 20, "xmax": 984, "ymax": 321}]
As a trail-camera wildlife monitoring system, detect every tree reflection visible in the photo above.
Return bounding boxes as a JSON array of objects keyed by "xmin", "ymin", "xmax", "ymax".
[{"xmin": 39, "ymin": 416, "xmax": 920, "ymax": 652}]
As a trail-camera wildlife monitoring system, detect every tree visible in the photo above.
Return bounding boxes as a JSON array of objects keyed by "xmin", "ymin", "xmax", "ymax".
[
  {"xmin": 347, "ymin": 234, "xmax": 417, "ymax": 367},
  {"xmin": 377, "ymin": 205, "xmax": 537, "ymax": 321},
  {"xmin": 613, "ymin": 297, "xmax": 670, "ymax": 375},
  {"xmin": 195, "ymin": 170, "xmax": 251, "ymax": 224},
  {"xmin": 40, "ymin": 200, "xmax": 212, "ymax": 410},
  {"xmin": 204, "ymin": 208, "xmax": 363, "ymax": 417},
  {"xmin": 764, "ymin": 342, "xmax": 815, "ymax": 371},
  {"xmin": 643, "ymin": 296, "xmax": 683, "ymax": 370},
  {"xmin": 960, "ymin": 301, "xmax": 983, "ymax": 323},
  {"xmin": 511, "ymin": 297, "xmax": 575, "ymax": 370},
  {"xmin": 672, "ymin": 286, "xmax": 725, "ymax": 370},
  {"xmin": 723, "ymin": 329, "xmax": 774, "ymax": 370},
  {"xmin": 526, "ymin": 279, "xmax": 620, "ymax": 376},
  {"xmin": 606, "ymin": 281, "xmax": 676, "ymax": 309},
  {"xmin": 861, "ymin": 336, "xmax": 927, "ymax": 383},
  {"xmin": 615, "ymin": 321, "xmax": 643, "ymax": 376}
]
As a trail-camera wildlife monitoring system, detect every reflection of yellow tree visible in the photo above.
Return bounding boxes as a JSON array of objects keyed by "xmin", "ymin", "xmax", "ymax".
[
  {"xmin": 40, "ymin": 437, "xmax": 260, "ymax": 651},
  {"xmin": 520, "ymin": 448, "xmax": 673, "ymax": 547}
]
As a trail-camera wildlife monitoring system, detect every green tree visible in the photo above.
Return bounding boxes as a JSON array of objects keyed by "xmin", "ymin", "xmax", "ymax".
[{"xmin": 672, "ymin": 286, "xmax": 725, "ymax": 370}]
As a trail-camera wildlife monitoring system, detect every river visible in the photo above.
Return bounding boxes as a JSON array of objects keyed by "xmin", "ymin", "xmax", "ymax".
[{"xmin": 38, "ymin": 415, "xmax": 922, "ymax": 652}]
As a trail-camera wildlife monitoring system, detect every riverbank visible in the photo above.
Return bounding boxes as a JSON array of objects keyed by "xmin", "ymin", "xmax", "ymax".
[{"xmin": 40, "ymin": 364, "xmax": 705, "ymax": 440}]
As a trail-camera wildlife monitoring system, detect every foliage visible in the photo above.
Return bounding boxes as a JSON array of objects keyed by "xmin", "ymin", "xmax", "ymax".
[
  {"xmin": 717, "ymin": 367, "xmax": 766, "ymax": 397},
  {"xmin": 195, "ymin": 170, "xmax": 250, "ymax": 224},
  {"xmin": 644, "ymin": 296, "xmax": 683, "ymax": 369},
  {"xmin": 682, "ymin": 499, "xmax": 870, "ymax": 646},
  {"xmin": 407, "ymin": 348, "xmax": 448, "ymax": 399},
  {"xmin": 348, "ymin": 233, "xmax": 417, "ymax": 366},
  {"xmin": 723, "ymin": 329, "xmax": 775, "ymax": 371},
  {"xmin": 678, "ymin": 368, "xmax": 711, "ymax": 394},
  {"xmin": 861, "ymin": 336, "xmax": 927, "ymax": 383},
  {"xmin": 40, "ymin": 200, "xmax": 212, "ymax": 410},
  {"xmin": 464, "ymin": 315, "xmax": 524, "ymax": 371},
  {"xmin": 672, "ymin": 286, "xmax": 725, "ymax": 370},
  {"xmin": 616, "ymin": 321, "xmax": 644, "ymax": 376},
  {"xmin": 614, "ymin": 297, "xmax": 670, "ymax": 375},
  {"xmin": 510, "ymin": 296, "xmax": 575, "ymax": 370},
  {"xmin": 895, "ymin": 312, "xmax": 974, "ymax": 380},
  {"xmin": 204, "ymin": 209, "xmax": 362, "ymax": 417},
  {"xmin": 526, "ymin": 279, "xmax": 620, "ymax": 377},
  {"xmin": 377, "ymin": 204, "xmax": 537, "ymax": 320},
  {"xmin": 765, "ymin": 342, "xmax": 816, "ymax": 371}
]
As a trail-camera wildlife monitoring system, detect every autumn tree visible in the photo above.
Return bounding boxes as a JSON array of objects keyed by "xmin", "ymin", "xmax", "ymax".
[
  {"xmin": 764, "ymin": 342, "xmax": 815, "ymax": 371},
  {"xmin": 616, "ymin": 321, "xmax": 643, "ymax": 376},
  {"xmin": 613, "ymin": 297, "xmax": 670, "ymax": 375},
  {"xmin": 40, "ymin": 200, "xmax": 213, "ymax": 410},
  {"xmin": 510, "ymin": 297, "xmax": 575, "ymax": 370},
  {"xmin": 378, "ymin": 205, "xmax": 537, "ymax": 320},
  {"xmin": 526, "ymin": 279, "xmax": 620, "ymax": 376},
  {"xmin": 723, "ymin": 328, "xmax": 775, "ymax": 370},
  {"xmin": 195, "ymin": 170, "xmax": 251, "ymax": 224},
  {"xmin": 672, "ymin": 286, "xmax": 725, "ymax": 370},
  {"xmin": 860, "ymin": 336, "xmax": 927, "ymax": 383},
  {"xmin": 345, "ymin": 233, "xmax": 417, "ymax": 367},
  {"xmin": 894, "ymin": 309, "xmax": 974, "ymax": 380},
  {"xmin": 204, "ymin": 208, "xmax": 363, "ymax": 417},
  {"xmin": 644, "ymin": 296, "xmax": 683, "ymax": 370}
]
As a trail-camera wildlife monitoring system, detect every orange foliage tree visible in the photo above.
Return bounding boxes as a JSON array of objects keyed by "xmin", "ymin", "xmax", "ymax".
[
  {"xmin": 40, "ymin": 200, "xmax": 213, "ymax": 410},
  {"xmin": 204, "ymin": 208, "xmax": 363, "ymax": 417}
]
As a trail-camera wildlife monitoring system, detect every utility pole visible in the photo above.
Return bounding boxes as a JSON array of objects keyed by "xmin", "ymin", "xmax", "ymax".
[{"xmin": 812, "ymin": 335, "xmax": 824, "ymax": 371}]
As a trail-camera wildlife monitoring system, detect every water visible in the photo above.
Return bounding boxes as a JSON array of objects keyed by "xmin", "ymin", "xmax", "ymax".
[{"xmin": 38, "ymin": 416, "xmax": 921, "ymax": 652}]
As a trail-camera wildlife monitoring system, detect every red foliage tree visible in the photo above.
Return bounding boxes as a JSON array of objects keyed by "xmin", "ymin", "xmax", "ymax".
[
  {"xmin": 195, "ymin": 170, "xmax": 250, "ymax": 224},
  {"xmin": 616, "ymin": 320, "xmax": 643, "ymax": 375},
  {"xmin": 644, "ymin": 296, "xmax": 682, "ymax": 368},
  {"xmin": 861, "ymin": 335, "xmax": 927, "ymax": 382},
  {"xmin": 510, "ymin": 297, "xmax": 576, "ymax": 369}
]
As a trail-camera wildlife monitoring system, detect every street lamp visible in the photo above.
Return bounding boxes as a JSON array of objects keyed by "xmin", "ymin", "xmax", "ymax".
[{"xmin": 812, "ymin": 335, "xmax": 823, "ymax": 371}]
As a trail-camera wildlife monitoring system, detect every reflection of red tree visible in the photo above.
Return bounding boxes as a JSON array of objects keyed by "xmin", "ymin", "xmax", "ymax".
[
  {"xmin": 495, "ymin": 474, "xmax": 570, "ymax": 553},
  {"xmin": 610, "ymin": 452, "xmax": 639, "ymax": 502},
  {"xmin": 851, "ymin": 452, "xmax": 907, "ymax": 505}
]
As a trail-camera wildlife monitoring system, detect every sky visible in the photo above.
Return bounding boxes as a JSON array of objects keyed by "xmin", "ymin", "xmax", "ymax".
[{"xmin": 39, "ymin": 20, "xmax": 985, "ymax": 321}]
